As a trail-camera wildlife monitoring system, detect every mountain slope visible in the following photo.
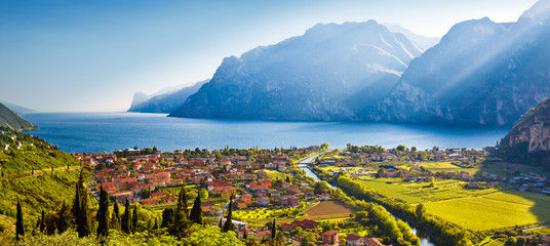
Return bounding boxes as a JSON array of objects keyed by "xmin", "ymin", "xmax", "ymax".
[
  {"xmin": 129, "ymin": 80, "xmax": 207, "ymax": 113},
  {"xmin": 497, "ymin": 97, "xmax": 550, "ymax": 168},
  {"xmin": 0, "ymin": 103, "xmax": 33, "ymax": 130},
  {"xmin": 0, "ymin": 102, "xmax": 35, "ymax": 115},
  {"xmin": 171, "ymin": 21, "xmax": 422, "ymax": 121},
  {"xmin": 372, "ymin": 0, "xmax": 550, "ymax": 126},
  {"xmin": 0, "ymin": 128, "xmax": 82, "ymax": 232}
]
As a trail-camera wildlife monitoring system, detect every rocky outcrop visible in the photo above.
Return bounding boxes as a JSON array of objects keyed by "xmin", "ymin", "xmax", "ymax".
[{"xmin": 498, "ymin": 97, "xmax": 550, "ymax": 168}]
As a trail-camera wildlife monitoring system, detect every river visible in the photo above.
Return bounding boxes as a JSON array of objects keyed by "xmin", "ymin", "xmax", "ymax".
[{"xmin": 297, "ymin": 155, "xmax": 435, "ymax": 246}]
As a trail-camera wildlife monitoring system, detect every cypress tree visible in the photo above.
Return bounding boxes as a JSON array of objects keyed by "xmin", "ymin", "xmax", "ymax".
[
  {"xmin": 173, "ymin": 185, "xmax": 189, "ymax": 237},
  {"xmin": 57, "ymin": 202, "xmax": 69, "ymax": 234},
  {"xmin": 110, "ymin": 199, "xmax": 120, "ymax": 230},
  {"xmin": 222, "ymin": 193, "xmax": 235, "ymax": 232},
  {"xmin": 190, "ymin": 191, "xmax": 202, "ymax": 224},
  {"xmin": 161, "ymin": 208, "xmax": 174, "ymax": 228},
  {"xmin": 96, "ymin": 187, "xmax": 109, "ymax": 237},
  {"xmin": 15, "ymin": 201, "xmax": 24, "ymax": 240},
  {"xmin": 39, "ymin": 210, "xmax": 46, "ymax": 233},
  {"xmin": 271, "ymin": 218, "xmax": 276, "ymax": 240},
  {"xmin": 73, "ymin": 170, "xmax": 90, "ymax": 237},
  {"xmin": 132, "ymin": 205, "xmax": 138, "ymax": 233},
  {"xmin": 121, "ymin": 199, "xmax": 131, "ymax": 234}
]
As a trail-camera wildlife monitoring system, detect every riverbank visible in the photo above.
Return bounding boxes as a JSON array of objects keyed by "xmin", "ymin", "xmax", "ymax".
[{"xmin": 296, "ymin": 156, "xmax": 435, "ymax": 246}]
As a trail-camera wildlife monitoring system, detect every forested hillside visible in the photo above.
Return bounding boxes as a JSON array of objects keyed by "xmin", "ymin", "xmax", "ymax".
[{"xmin": 0, "ymin": 103, "xmax": 33, "ymax": 130}]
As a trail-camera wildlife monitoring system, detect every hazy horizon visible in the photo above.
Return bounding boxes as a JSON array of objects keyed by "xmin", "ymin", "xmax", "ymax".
[{"xmin": 1, "ymin": 0, "xmax": 538, "ymax": 112}]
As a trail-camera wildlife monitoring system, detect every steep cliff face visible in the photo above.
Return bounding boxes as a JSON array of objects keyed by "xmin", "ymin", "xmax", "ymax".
[
  {"xmin": 370, "ymin": 1, "xmax": 550, "ymax": 126},
  {"xmin": 171, "ymin": 21, "xmax": 422, "ymax": 121},
  {"xmin": 498, "ymin": 97, "xmax": 550, "ymax": 168},
  {"xmin": 129, "ymin": 80, "xmax": 207, "ymax": 113}
]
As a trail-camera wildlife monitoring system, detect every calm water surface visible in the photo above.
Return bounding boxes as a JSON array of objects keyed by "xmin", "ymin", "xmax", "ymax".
[{"xmin": 25, "ymin": 112, "xmax": 507, "ymax": 153}]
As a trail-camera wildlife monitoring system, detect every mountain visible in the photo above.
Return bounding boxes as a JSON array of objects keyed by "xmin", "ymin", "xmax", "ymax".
[
  {"xmin": 171, "ymin": 21, "xmax": 422, "ymax": 121},
  {"xmin": 497, "ymin": 97, "xmax": 550, "ymax": 168},
  {"xmin": 129, "ymin": 80, "xmax": 208, "ymax": 113},
  {"xmin": 0, "ymin": 102, "xmax": 35, "ymax": 115},
  {"xmin": 384, "ymin": 24, "xmax": 439, "ymax": 51},
  {"xmin": 371, "ymin": 0, "xmax": 550, "ymax": 126},
  {"xmin": 0, "ymin": 102, "xmax": 33, "ymax": 130}
]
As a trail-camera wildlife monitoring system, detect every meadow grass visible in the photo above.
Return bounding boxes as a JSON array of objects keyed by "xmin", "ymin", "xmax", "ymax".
[
  {"xmin": 418, "ymin": 161, "xmax": 479, "ymax": 174},
  {"xmin": 425, "ymin": 195, "xmax": 550, "ymax": 231},
  {"xmin": 356, "ymin": 177, "xmax": 550, "ymax": 231},
  {"xmin": 358, "ymin": 177, "xmax": 493, "ymax": 204}
]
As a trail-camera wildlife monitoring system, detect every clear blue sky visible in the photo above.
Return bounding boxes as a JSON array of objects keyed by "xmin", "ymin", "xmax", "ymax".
[{"xmin": 0, "ymin": 0, "xmax": 537, "ymax": 112}]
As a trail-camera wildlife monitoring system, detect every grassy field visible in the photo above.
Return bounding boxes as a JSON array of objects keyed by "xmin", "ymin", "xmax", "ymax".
[
  {"xmin": 418, "ymin": 161, "xmax": 479, "ymax": 174},
  {"xmin": 233, "ymin": 202, "xmax": 310, "ymax": 226},
  {"xmin": 356, "ymin": 177, "xmax": 550, "ymax": 231},
  {"xmin": 358, "ymin": 177, "xmax": 495, "ymax": 204},
  {"xmin": 425, "ymin": 193, "xmax": 550, "ymax": 231},
  {"xmin": 233, "ymin": 201, "xmax": 352, "ymax": 226},
  {"xmin": 303, "ymin": 201, "xmax": 352, "ymax": 220}
]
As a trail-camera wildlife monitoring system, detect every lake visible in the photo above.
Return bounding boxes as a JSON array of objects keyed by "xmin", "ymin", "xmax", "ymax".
[{"xmin": 25, "ymin": 112, "xmax": 507, "ymax": 153}]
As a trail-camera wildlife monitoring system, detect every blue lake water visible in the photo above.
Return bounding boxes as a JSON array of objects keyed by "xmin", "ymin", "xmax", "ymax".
[{"xmin": 25, "ymin": 112, "xmax": 508, "ymax": 153}]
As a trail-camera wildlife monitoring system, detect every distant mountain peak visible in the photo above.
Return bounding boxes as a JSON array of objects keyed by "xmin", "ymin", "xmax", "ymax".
[
  {"xmin": 519, "ymin": 0, "xmax": 550, "ymax": 24},
  {"xmin": 171, "ymin": 20, "xmax": 422, "ymax": 121},
  {"xmin": 384, "ymin": 23, "xmax": 440, "ymax": 51},
  {"xmin": 128, "ymin": 80, "xmax": 208, "ymax": 114}
]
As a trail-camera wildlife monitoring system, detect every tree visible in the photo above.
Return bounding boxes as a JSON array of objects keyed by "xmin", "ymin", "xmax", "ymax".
[
  {"xmin": 72, "ymin": 170, "xmax": 90, "ymax": 237},
  {"xmin": 16, "ymin": 201, "xmax": 24, "ymax": 240},
  {"xmin": 110, "ymin": 199, "xmax": 120, "ymax": 230},
  {"xmin": 161, "ymin": 208, "xmax": 174, "ymax": 228},
  {"xmin": 132, "ymin": 205, "xmax": 138, "ymax": 233},
  {"xmin": 121, "ymin": 199, "xmax": 131, "ymax": 234},
  {"xmin": 271, "ymin": 218, "xmax": 277, "ymax": 241},
  {"xmin": 173, "ymin": 185, "xmax": 190, "ymax": 237},
  {"xmin": 222, "ymin": 193, "xmax": 235, "ymax": 232},
  {"xmin": 190, "ymin": 191, "xmax": 203, "ymax": 224},
  {"xmin": 96, "ymin": 187, "xmax": 109, "ymax": 237},
  {"xmin": 39, "ymin": 210, "xmax": 46, "ymax": 233},
  {"xmin": 199, "ymin": 188, "xmax": 209, "ymax": 200},
  {"xmin": 56, "ymin": 202, "xmax": 69, "ymax": 234},
  {"xmin": 415, "ymin": 204, "xmax": 426, "ymax": 218}
]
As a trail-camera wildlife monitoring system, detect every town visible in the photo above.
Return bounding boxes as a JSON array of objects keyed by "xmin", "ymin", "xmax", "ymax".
[{"xmin": 72, "ymin": 143, "xmax": 550, "ymax": 246}]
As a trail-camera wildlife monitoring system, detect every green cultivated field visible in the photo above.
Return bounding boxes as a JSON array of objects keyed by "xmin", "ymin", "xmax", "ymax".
[
  {"xmin": 419, "ymin": 161, "xmax": 479, "ymax": 174},
  {"xmin": 425, "ymin": 193, "xmax": 550, "ymax": 231},
  {"xmin": 357, "ymin": 177, "xmax": 550, "ymax": 231},
  {"xmin": 358, "ymin": 177, "xmax": 494, "ymax": 204}
]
